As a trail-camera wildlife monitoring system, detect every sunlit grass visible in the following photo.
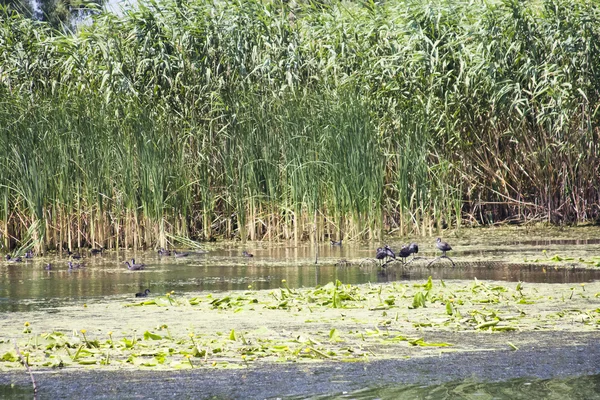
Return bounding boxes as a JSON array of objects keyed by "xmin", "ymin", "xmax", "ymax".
[{"xmin": 0, "ymin": 0, "xmax": 599, "ymax": 251}]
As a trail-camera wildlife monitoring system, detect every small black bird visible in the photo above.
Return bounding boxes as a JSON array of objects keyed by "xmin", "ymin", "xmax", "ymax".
[
  {"xmin": 135, "ymin": 289, "xmax": 151, "ymax": 298},
  {"xmin": 90, "ymin": 247, "xmax": 104, "ymax": 255},
  {"xmin": 242, "ymin": 251, "xmax": 254, "ymax": 257},
  {"xmin": 398, "ymin": 242, "xmax": 419, "ymax": 263},
  {"xmin": 5, "ymin": 254, "xmax": 22, "ymax": 262},
  {"xmin": 158, "ymin": 248, "xmax": 171, "ymax": 256},
  {"xmin": 68, "ymin": 250, "xmax": 82, "ymax": 259},
  {"xmin": 127, "ymin": 258, "xmax": 145, "ymax": 270},
  {"xmin": 375, "ymin": 245, "xmax": 395, "ymax": 265},
  {"xmin": 397, "ymin": 245, "xmax": 411, "ymax": 263},
  {"xmin": 25, "ymin": 250, "xmax": 34, "ymax": 259},
  {"xmin": 436, "ymin": 238, "xmax": 452, "ymax": 256},
  {"xmin": 330, "ymin": 240, "xmax": 342, "ymax": 246},
  {"xmin": 68, "ymin": 261, "xmax": 84, "ymax": 269}
]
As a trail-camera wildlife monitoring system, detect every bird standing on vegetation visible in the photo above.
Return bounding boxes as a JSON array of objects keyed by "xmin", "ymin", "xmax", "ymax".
[
  {"xmin": 158, "ymin": 248, "xmax": 171, "ymax": 256},
  {"xmin": 5, "ymin": 254, "xmax": 22, "ymax": 262},
  {"xmin": 242, "ymin": 251, "xmax": 254, "ymax": 257},
  {"xmin": 376, "ymin": 245, "xmax": 395, "ymax": 266},
  {"xmin": 135, "ymin": 289, "xmax": 151, "ymax": 297},
  {"xmin": 398, "ymin": 245, "xmax": 412, "ymax": 263},
  {"xmin": 68, "ymin": 250, "xmax": 82, "ymax": 259},
  {"xmin": 436, "ymin": 238, "xmax": 452, "ymax": 256},
  {"xmin": 428, "ymin": 238, "xmax": 455, "ymax": 267}
]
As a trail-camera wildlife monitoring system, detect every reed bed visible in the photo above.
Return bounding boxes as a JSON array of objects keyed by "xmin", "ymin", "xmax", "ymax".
[{"xmin": 0, "ymin": 0, "xmax": 599, "ymax": 251}]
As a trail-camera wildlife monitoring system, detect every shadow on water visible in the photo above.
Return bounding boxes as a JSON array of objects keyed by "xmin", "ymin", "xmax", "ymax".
[{"xmin": 1, "ymin": 372, "xmax": 599, "ymax": 400}]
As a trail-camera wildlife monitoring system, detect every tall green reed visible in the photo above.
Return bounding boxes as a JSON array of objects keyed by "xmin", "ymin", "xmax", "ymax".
[{"xmin": 0, "ymin": 0, "xmax": 598, "ymax": 250}]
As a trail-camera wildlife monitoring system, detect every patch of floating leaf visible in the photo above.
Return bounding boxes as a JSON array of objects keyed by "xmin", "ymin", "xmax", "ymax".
[{"xmin": 1, "ymin": 277, "xmax": 598, "ymax": 371}]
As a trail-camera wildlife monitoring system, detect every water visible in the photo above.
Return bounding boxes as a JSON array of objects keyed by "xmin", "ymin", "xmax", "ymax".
[
  {"xmin": 2, "ymin": 235, "xmax": 600, "ymax": 312},
  {"xmin": 312, "ymin": 374, "xmax": 600, "ymax": 400},
  {"xmin": 1, "ymin": 370, "xmax": 598, "ymax": 399},
  {"xmin": 1, "ymin": 232, "xmax": 599, "ymax": 400}
]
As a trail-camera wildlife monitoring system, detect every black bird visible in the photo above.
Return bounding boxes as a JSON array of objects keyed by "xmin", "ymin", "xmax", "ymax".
[
  {"xmin": 436, "ymin": 238, "xmax": 452, "ymax": 256},
  {"xmin": 408, "ymin": 242, "xmax": 419, "ymax": 255},
  {"xmin": 330, "ymin": 240, "xmax": 342, "ymax": 246},
  {"xmin": 44, "ymin": 263, "xmax": 52, "ymax": 270},
  {"xmin": 68, "ymin": 261, "xmax": 84, "ymax": 269},
  {"xmin": 398, "ymin": 242, "xmax": 419, "ymax": 263},
  {"xmin": 68, "ymin": 250, "xmax": 82, "ymax": 259},
  {"xmin": 25, "ymin": 250, "xmax": 34, "ymax": 259},
  {"xmin": 375, "ymin": 245, "xmax": 395, "ymax": 265},
  {"xmin": 90, "ymin": 247, "xmax": 104, "ymax": 255},
  {"xmin": 128, "ymin": 258, "xmax": 145, "ymax": 270},
  {"xmin": 5, "ymin": 254, "xmax": 22, "ymax": 262},
  {"xmin": 173, "ymin": 251, "xmax": 189, "ymax": 258},
  {"xmin": 397, "ymin": 245, "xmax": 412, "ymax": 263},
  {"xmin": 158, "ymin": 248, "xmax": 171, "ymax": 256},
  {"xmin": 242, "ymin": 251, "xmax": 254, "ymax": 257},
  {"xmin": 124, "ymin": 261, "xmax": 144, "ymax": 270},
  {"xmin": 135, "ymin": 289, "xmax": 151, "ymax": 298}
]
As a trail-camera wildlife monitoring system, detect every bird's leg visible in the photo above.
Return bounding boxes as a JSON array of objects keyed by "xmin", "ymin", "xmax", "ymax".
[
  {"xmin": 441, "ymin": 255, "xmax": 456, "ymax": 267},
  {"xmin": 427, "ymin": 256, "xmax": 442, "ymax": 267}
]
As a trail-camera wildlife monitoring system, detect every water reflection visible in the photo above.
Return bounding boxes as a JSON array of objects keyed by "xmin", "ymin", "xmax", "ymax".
[{"xmin": 1, "ymin": 240, "xmax": 600, "ymax": 312}]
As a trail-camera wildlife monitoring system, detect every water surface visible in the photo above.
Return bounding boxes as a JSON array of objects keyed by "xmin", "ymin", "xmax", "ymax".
[{"xmin": 2, "ymin": 230, "xmax": 600, "ymax": 312}]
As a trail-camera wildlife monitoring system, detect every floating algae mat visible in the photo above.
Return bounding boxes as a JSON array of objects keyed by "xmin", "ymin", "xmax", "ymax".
[{"xmin": 0, "ymin": 277, "xmax": 598, "ymax": 372}]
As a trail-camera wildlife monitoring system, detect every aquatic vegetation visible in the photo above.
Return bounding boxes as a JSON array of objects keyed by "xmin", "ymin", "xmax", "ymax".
[
  {"xmin": 525, "ymin": 251, "xmax": 600, "ymax": 267},
  {"xmin": 1, "ymin": 277, "xmax": 599, "ymax": 372},
  {"xmin": 1, "ymin": 0, "xmax": 600, "ymax": 251}
]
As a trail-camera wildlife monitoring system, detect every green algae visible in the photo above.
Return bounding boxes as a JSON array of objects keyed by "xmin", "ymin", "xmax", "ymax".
[{"xmin": 0, "ymin": 277, "xmax": 599, "ymax": 372}]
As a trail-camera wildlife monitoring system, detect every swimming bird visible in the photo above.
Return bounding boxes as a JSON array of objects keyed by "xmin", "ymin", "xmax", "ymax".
[
  {"xmin": 129, "ymin": 258, "xmax": 145, "ymax": 269},
  {"xmin": 5, "ymin": 254, "xmax": 22, "ymax": 262},
  {"xmin": 330, "ymin": 240, "xmax": 342, "ymax": 246},
  {"xmin": 242, "ymin": 251, "xmax": 254, "ymax": 257},
  {"xmin": 44, "ymin": 263, "xmax": 52, "ymax": 270},
  {"xmin": 158, "ymin": 248, "xmax": 171, "ymax": 256},
  {"xmin": 173, "ymin": 251, "xmax": 189, "ymax": 258},
  {"xmin": 124, "ymin": 261, "xmax": 143, "ymax": 270},
  {"xmin": 90, "ymin": 247, "xmax": 104, "ymax": 255},
  {"xmin": 135, "ymin": 289, "xmax": 151, "ymax": 298},
  {"xmin": 436, "ymin": 238, "xmax": 452, "ymax": 256},
  {"xmin": 68, "ymin": 261, "xmax": 84, "ymax": 269}
]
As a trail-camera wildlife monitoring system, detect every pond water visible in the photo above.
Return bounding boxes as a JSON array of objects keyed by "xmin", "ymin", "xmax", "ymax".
[
  {"xmin": 1, "ymin": 228, "xmax": 600, "ymax": 399},
  {"xmin": 1, "ymin": 368, "xmax": 598, "ymax": 400},
  {"xmin": 310, "ymin": 374, "xmax": 600, "ymax": 400},
  {"xmin": 1, "ymin": 228, "xmax": 600, "ymax": 312}
]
